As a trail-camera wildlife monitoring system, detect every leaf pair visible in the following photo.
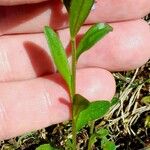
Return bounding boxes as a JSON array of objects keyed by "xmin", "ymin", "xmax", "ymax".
[
  {"xmin": 73, "ymin": 94, "xmax": 118, "ymax": 131},
  {"xmin": 44, "ymin": 0, "xmax": 113, "ymax": 94},
  {"xmin": 69, "ymin": 0, "xmax": 113, "ymax": 59},
  {"xmin": 44, "ymin": 23, "xmax": 112, "ymax": 92}
]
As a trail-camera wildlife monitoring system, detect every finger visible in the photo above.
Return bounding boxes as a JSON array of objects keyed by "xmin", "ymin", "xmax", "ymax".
[
  {"xmin": 0, "ymin": 68, "xmax": 116, "ymax": 140},
  {"xmin": 76, "ymin": 20, "xmax": 150, "ymax": 71},
  {"xmin": 0, "ymin": 20, "xmax": 149, "ymax": 82},
  {"xmin": 0, "ymin": 0, "xmax": 46, "ymax": 6},
  {"xmin": 0, "ymin": 0, "xmax": 150, "ymax": 35},
  {"xmin": 89, "ymin": 0, "xmax": 150, "ymax": 22}
]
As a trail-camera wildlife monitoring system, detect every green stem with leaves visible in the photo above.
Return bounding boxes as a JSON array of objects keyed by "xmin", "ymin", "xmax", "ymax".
[
  {"xmin": 71, "ymin": 38, "xmax": 77, "ymax": 150},
  {"xmin": 44, "ymin": 1, "xmax": 115, "ymax": 149}
]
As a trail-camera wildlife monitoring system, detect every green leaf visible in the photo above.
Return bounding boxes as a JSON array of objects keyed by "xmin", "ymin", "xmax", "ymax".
[
  {"xmin": 36, "ymin": 144, "xmax": 57, "ymax": 150},
  {"xmin": 89, "ymin": 128, "xmax": 115, "ymax": 149},
  {"xmin": 76, "ymin": 101, "xmax": 111, "ymax": 131},
  {"xmin": 145, "ymin": 79, "xmax": 150, "ymax": 83},
  {"xmin": 73, "ymin": 94, "xmax": 90, "ymax": 120},
  {"xmin": 88, "ymin": 133, "xmax": 98, "ymax": 149},
  {"xmin": 141, "ymin": 96, "xmax": 150, "ymax": 105},
  {"xmin": 145, "ymin": 115, "xmax": 150, "ymax": 128},
  {"xmin": 69, "ymin": 0, "xmax": 94, "ymax": 38},
  {"xmin": 65, "ymin": 138, "xmax": 73, "ymax": 150},
  {"xmin": 96, "ymin": 128, "xmax": 109, "ymax": 138},
  {"xmin": 101, "ymin": 140, "xmax": 116, "ymax": 150},
  {"xmin": 76, "ymin": 23, "xmax": 113, "ymax": 60},
  {"xmin": 44, "ymin": 26, "xmax": 71, "ymax": 91},
  {"xmin": 111, "ymin": 97, "xmax": 119, "ymax": 106}
]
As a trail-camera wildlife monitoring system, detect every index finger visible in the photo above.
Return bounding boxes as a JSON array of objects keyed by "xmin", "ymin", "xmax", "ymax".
[{"xmin": 0, "ymin": 0, "xmax": 150, "ymax": 35}]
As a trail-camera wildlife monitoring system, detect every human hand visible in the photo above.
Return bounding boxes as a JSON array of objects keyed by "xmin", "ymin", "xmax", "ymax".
[{"xmin": 0, "ymin": 0, "xmax": 149, "ymax": 140}]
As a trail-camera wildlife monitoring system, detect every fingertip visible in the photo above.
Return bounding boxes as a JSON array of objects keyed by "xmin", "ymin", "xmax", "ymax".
[{"xmin": 77, "ymin": 68, "xmax": 116, "ymax": 101}]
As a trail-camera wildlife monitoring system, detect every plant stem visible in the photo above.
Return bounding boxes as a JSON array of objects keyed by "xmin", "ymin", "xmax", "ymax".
[
  {"xmin": 72, "ymin": 118, "xmax": 77, "ymax": 150},
  {"xmin": 71, "ymin": 38, "xmax": 76, "ymax": 97},
  {"xmin": 88, "ymin": 136, "xmax": 93, "ymax": 150},
  {"xmin": 88, "ymin": 121, "xmax": 95, "ymax": 150},
  {"xmin": 88, "ymin": 133, "xmax": 97, "ymax": 150},
  {"xmin": 71, "ymin": 38, "xmax": 77, "ymax": 150},
  {"xmin": 90, "ymin": 121, "xmax": 95, "ymax": 135}
]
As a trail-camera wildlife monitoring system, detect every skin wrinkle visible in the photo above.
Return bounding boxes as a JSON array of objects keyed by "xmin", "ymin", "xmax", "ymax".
[
  {"xmin": 0, "ymin": 51, "xmax": 11, "ymax": 73},
  {"xmin": 0, "ymin": 103, "xmax": 8, "ymax": 140},
  {"xmin": 42, "ymin": 75, "xmax": 70, "ymax": 124},
  {"xmin": 40, "ymin": 76, "xmax": 70, "ymax": 124},
  {"xmin": 41, "ymin": 86, "xmax": 53, "ymax": 122},
  {"xmin": 43, "ymin": 90, "xmax": 52, "ymax": 106},
  {"xmin": 29, "ymin": 90, "xmax": 51, "ymax": 125}
]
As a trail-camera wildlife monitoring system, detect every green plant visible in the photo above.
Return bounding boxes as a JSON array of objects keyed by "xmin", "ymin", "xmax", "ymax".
[
  {"xmin": 37, "ymin": 0, "xmax": 117, "ymax": 149},
  {"xmin": 36, "ymin": 144, "xmax": 57, "ymax": 150},
  {"xmin": 88, "ymin": 128, "xmax": 116, "ymax": 150}
]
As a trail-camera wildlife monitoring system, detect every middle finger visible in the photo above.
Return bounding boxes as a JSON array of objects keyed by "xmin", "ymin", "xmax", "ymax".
[
  {"xmin": 0, "ymin": 19, "xmax": 149, "ymax": 82},
  {"xmin": 0, "ymin": 0, "xmax": 150, "ymax": 35}
]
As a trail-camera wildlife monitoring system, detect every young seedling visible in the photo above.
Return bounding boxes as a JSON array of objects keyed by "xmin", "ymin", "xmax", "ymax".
[
  {"xmin": 88, "ymin": 128, "xmax": 116, "ymax": 150},
  {"xmin": 37, "ymin": 0, "xmax": 118, "ymax": 149}
]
